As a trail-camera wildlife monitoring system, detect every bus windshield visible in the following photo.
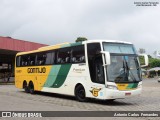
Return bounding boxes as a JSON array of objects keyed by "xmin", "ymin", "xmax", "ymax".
[
  {"xmin": 103, "ymin": 43, "xmax": 141, "ymax": 83},
  {"xmin": 103, "ymin": 43, "xmax": 136, "ymax": 54},
  {"xmin": 107, "ymin": 55, "xmax": 141, "ymax": 83}
]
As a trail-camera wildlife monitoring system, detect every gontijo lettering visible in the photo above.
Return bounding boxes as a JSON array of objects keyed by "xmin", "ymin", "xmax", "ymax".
[{"xmin": 27, "ymin": 67, "xmax": 46, "ymax": 73}]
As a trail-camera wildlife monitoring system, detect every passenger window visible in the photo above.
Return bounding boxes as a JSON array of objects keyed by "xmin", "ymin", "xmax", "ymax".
[
  {"xmin": 21, "ymin": 55, "xmax": 29, "ymax": 66},
  {"xmin": 45, "ymin": 52, "xmax": 54, "ymax": 65},
  {"xmin": 28, "ymin": 54, "xmax": 36, "ymax": 66},
  {"xmin": 57, "ymin": 48, "xmax": 71, "ymax": 64},
  {"xmin": 16, "ymin": 56, "xmax": 21, "ymax": 67},
  {"xmin": 37, "ymin": 53, "xmax": 46, "ymax": 65},
  {"xmin": 71, "ymin": 45, "xmax": 85, "ymax": 63}
]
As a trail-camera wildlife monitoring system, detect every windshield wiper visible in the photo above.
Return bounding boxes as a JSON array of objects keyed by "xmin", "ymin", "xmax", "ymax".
[
  {"xmin": 115, "ymin": 60, "xmax": 126, "ymax": 83},
  {"xmin": 125, "ymin": 61, "xmax": 138, "ymax": 83}
]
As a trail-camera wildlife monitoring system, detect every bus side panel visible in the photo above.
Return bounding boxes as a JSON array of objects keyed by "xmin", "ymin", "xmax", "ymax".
[
  {"xmin": 59, "ymin": 64, "xmax": 89, "ymax": 96},
  {"xmin": 15, "ymin": 67, "xmax": 27, "ymax": 89},
  {"xmin": 15, "ymin": 76, "xmax": 23, "ymax": 89},
  {"xmin": 41, "ymin": 64, "xmax": 103, "ymax": 99},
  {"xmin": 15, "ymin": 64, "xmax": 107, "ymax": 100},
  {"xmin": 65, "ymin": 64, "xmax": 106, "ymax": 100},
  {"xmin": 41, "ymin": 63, "xmax": 106, "ymax": 99},
  {"xmin": 15, "ymin": 66, "xmax": 52, "ymax": 91},
  {"xmin": 28, "ymin": 66, "xmax": 52, "ymax": 91},
  {"xmin": 41, "ymin": 64, "xmax": 72, "ymax": 94}
]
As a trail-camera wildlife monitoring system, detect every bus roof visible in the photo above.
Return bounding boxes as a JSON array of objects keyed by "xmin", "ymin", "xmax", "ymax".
[
  {"xmin": 16, "ymin": 39, "xmax": 133, "ymax": 56},
  {"xmin": 84, "ymin": 39, "xmax": 132, "ymax": 44},
  {"xmin": 16, "ymin": 42, "xmax": 83, "ymax": 56}
]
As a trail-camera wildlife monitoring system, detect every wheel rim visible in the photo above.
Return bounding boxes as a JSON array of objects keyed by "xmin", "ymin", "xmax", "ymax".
[{"xmin": 77, "ymin": 89, "xmax": 85, "ymax": 99}]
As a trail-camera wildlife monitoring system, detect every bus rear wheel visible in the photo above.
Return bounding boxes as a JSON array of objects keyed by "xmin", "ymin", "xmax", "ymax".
[
  {"xmin": 29, "ymin": 82, "xmax": 35, "ymax": 94},
  {"xmin": 23, "ymin": 81, "xmax": 29, "ymax": 93},
  {"xmin": 75, "ymin": 85, "xmax": 87, "ymax": 102}
]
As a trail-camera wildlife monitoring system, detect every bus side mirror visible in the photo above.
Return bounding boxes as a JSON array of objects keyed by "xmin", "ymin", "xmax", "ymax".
[
  {"xmin": 101, "ymin": 51, "xmax": 111, "ymax": 66},
  {"xmin": 138, "ymin": 54, "xmax": 149, "ymax": 67}
]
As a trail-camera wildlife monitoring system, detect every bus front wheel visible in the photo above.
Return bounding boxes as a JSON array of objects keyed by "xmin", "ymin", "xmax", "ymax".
[{"xmin": 75, "ymin": 85, "xmax": 87, "ymax": 102}]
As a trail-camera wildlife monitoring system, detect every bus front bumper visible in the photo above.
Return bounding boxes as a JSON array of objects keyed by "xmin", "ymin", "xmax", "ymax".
[{"xmin": 105, "ymin": 88, "xmax": 142, "ymax": 100}]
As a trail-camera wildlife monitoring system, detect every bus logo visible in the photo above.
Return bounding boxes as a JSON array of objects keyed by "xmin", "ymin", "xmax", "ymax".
[
  {"xmin": 27, "ymin": 67, "xmax": 46, "ymax": 73},
  {"xmin": 90, "ymin": 88, "xmax": 101, "ymax": 97},
  {"xmin": 2, "ymin": 112, "xmax": 11, "ymax": 117}
]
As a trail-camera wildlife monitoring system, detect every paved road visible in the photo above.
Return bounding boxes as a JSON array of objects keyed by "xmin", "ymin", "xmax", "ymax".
[{"xmin": 0, "ymin": 79, "xmax": 160, "ymax": 120}]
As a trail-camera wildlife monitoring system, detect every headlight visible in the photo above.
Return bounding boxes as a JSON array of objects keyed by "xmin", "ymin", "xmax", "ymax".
[{"xmin": 107, "ymin": 85, "xmax": 117, "ymax": 90}]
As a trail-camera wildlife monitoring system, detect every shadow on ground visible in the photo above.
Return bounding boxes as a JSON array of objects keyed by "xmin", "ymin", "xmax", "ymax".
[{"xmin": 20, "ymin": 90, "xmax": 134, "ymax": 106}]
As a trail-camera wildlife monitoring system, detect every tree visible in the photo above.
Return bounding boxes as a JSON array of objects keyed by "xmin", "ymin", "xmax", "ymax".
[
  {"xmin": 75, "ymin": 37, "xmax": 87, "ymax": 42},
  {"xmin": 148, "ymin": 55, "xmax": 152, "ymax": 58},
  {"xmin": 138, "ymin": 48, "xmax": 146, "ymax": 54},
  {"xmin": 150, "ymin": 59, "xmax": 160, "ymax": 67}
]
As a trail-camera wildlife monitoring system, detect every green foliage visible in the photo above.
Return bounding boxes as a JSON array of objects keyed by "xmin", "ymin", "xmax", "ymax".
[
  {"xmin": 148, "ymin": 55, "xmax": 152, "ymax": 58},
  {"xmin": 149, "ymin": 58, "xmax": 160, "ymax": 68},
  {"xmin": 139, "ymin": 56, "xmax": 145, "ymax": 65},
  {"xmin": 75, "ymin": 37, "xmax": 87, "ymax": 42},
  {"xmin": 139, "ymin": 55, "xmax": 160, "ymax": 68}
]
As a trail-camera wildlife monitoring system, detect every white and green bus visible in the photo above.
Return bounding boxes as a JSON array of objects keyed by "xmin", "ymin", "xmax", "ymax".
[{"xmin": 15, "ymin": 40, "xmax": 148, "ymax": 102}]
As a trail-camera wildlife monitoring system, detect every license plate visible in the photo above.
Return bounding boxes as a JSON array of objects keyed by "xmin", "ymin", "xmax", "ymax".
[{"xmin": 125, "ymin": 92, "xmax": 131, "ymax": 96}]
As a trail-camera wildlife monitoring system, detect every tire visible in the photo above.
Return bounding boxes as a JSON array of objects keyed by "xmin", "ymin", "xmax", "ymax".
[
  {"xmin": 75, "ymin": 85, "xmax": 87, "ymax": 102},
  {"xmin": 29, "ymin": 82, "xmax": 35, "ymax": 94},
  {"xmin": 23, "ymin": 81, "xmax": 29, "ymax": 93}
]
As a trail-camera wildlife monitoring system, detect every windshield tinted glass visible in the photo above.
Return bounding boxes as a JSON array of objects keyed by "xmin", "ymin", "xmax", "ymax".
[
  {"xmin": 107, "ymin": 55, "xmax": 141, "ymax": 83},
  {"xmin": 103, "ymin": 43, "xmax": 136, "ymax": 54}
]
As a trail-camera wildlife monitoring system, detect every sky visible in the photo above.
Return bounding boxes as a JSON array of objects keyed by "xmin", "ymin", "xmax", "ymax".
[{"xmin": 0, "ymin": 0, "xmax": 160, "ymax": 55}]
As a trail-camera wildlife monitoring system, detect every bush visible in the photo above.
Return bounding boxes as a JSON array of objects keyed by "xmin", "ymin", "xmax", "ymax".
[{"xmin": 149, "ymin": 58, "xmax": 160, "ymax": 68}]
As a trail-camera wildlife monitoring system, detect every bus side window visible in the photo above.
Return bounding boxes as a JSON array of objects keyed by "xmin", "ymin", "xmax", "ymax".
[
  {"xmin": 37, "ymin": 53, "xmax": 46, "ymax": 65},
  {"xmin": 71, "ymin": 45, "xmax": 85, "ymax": 63},
  {"xmin": 28, "ymin": 54, "xmax": 36, "ymax": 66},
  {"xmin": 45, "ymin": 52, "xmax": 54, "ymax": 65},
  {"xmin": 21, "ymin": 55, "xmax": 28, "ymax": 66},
  {"xmin": 16, "ymin": 56, "xmax": 21, "ymax": 67},
  {"xmin": 57, "ymin": 48, "xmax": 71, "ymax": 64}
]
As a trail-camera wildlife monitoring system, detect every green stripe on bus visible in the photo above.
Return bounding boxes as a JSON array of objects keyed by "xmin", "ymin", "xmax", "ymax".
[
  {"xmin": 70, "ymin": 42, "xmax": 82, "ymax": 47},
  {"xmin": 127, "ymin": 83, "xmax": 138, "ymax": 89},
  {"xmin": 51, "ymin": 64, "xmax": 72, "ymax": 88},
  {"xmin": 60, "ymin": 42, "xmax": 82, "ymax": 48},
  {"xmin": 43, "ymin": 65, "xmax": 61, "ymax": 87},
  {"xmin": 61, "ymin": 44, "xmax": 70, "ymax": 48}
]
